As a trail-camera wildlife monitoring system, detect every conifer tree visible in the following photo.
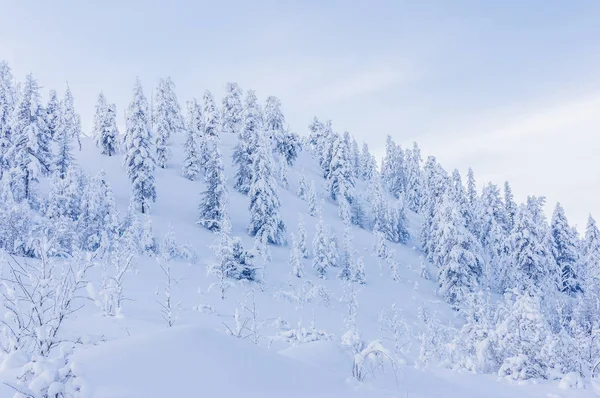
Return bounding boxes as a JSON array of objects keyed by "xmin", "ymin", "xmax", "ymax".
[
  {"xmin": 506, "ymin": 198, "xmax": 555, "ymax": 293},
  {"xmin": 203, "ymin": 89, "xmax": 219, "ymax": 140},
  {"xmin": 381, "ymin": 135, "xmax": 405, "ymax": 198},
  {"xmin": 124, "ymin": 79, "xmax": 156, "ymax": 214},
  {"xmin": 338, "ymin": 227, "xmax": 354, "ymax": 281},
  {"xmin": 297, "ymin": 215, "xmax": 309, "ymax": 259},
  {"xmin": 297, "ymin": 170, "xmax": 308, "ymax": 200},
  {"xmin": 290, "ymin": 233, "xmax": 304, "ymax": 278},
  {"xmin": 153, "ymin": 77, "xmax": 183, "ymax": 168},
  {"xmin": 0, "ymin": 62, "xmax": 15, "ymax": 177},
  {"xmin": 62, "ymin": 86, "xmax": 82, "ymax": 151},
  {"xmin": 405, "ymin": 142, "xmax": 423, "ymax": 212},
  {"xmin": 45, "ymin": 89, "xmax": 61, "ymax": 140},
  {"xmin": 312, "ymin": 216, "xmax": 331, "ymax": 279},
  {"xmin": 7, "ymin": 74, "xmax": 51, "ymax": 202},
  {"xmin": 359, "ymin": 142, "xmax": 372, "ymax": 181},
  {"xmin": 98, "ymin": 104, "xmax": 119, "ymax": 156},
  {"xmin": 466, "ymin": 167, "xmax": 477, "ymax": 209},
  {"xmin": 233, "ymin": 90, "xmax": 261, "ymax": 194},
  {"xmin": 182, "ymin": 98, "xmax": 203, "ymax": 181},
  {"xmin": 583, "ymin": 215, "xmax": 600, "ymax": 297},
  {"xmin": 54, "ymin": 110, "xmax": 74, "ymax": 180},
  {"xmin": 198, "ymin": 140, "xmax": 228, "ymax": 232},
  {"xmin": 350, "ymin": 137, "xmax": 361, "ymax": 179},
  {"xmin": 307, "ymin": 181, "xmax": 318, "ymax": 217},
  {"xmin": 327, "ymin": 133, "xmax": 354, "ymax": 203},
  {"xmin": 221, "ymin": 82, "xmax": 243, "ymax": 135},
  {"xmin": 436, "ymin": 197, "xmax": 483, "ymax": 307},
  {"xmin": 92, "ymin": 92, "xmax": 107, "ymax": 147},
  {"xmin": 247, "ymin": 131, "xmax": 286, "ymax": 245},
  {"xmin": 550, "ymin": 203, "xmax": 581, "ymax": 295},
  {"xmin": 264, "ymin": 96, "xmax": 285, "ymax": 151},
  {"xmin": 503, "ymin": 181, "xmax": 517, "ymax": 232}
]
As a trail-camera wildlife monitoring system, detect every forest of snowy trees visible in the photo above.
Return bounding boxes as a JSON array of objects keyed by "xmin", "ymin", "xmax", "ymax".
[{"xmin": 0, "ymin": 59, "xmax": 600, "ymax": 396}]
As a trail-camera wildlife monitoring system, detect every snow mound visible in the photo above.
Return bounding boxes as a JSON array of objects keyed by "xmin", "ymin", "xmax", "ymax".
[{"xmin": 72, "ymin": 325, "xmax": 372, "ymax": 398}]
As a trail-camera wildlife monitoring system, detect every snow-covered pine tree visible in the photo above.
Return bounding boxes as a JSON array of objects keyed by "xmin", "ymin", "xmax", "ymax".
[
  {"xmin": 504, "ymin": 181, "xmax": 517, "ymax": 232},
  {"xmin": 7, "ymin": 73, "xmax": 51, "ymax": 202},
  {"xmin": 247, "ymin": 128, "xmax": 286, "ymax": 245},
  {"xmin": 436, "ymin": 196, "xmax": 483, "ymax": 308},
  {"xmin": 550, "ymin": 203, "xmax": 581, "ymax": 295},
  {"xmin": 297, "ymin": 215, "xmax": 309, "ymax": 259},
  {"xmin": 420, "ymin": 156, "xmax": 449, "ymax": 261},
  {"xmin": 338, "ymin": 227, "xmax": 354, "ymax": 281},
  {"xmin": 326, "ymin": 132, "xmax": 354, "ymax": 203},
  {"xmin": 312, "ymin": 216, "xmax": 331, "ymax": 279},
  {"xmin": 350, "ymin": 136, "xmax": 361, "ymax": 179},
  {"xmin": 297, "ymin": 169, "xmax": 308, "ymax": 200},
  {"xmin": 203, "ymin": 89, "xmax": 219, "ymax": 140},
  {"xmin": 0, "ymin": 62, "xmax": 16, "ymax": 178},
  {"xmin": 123, "ymin": 79, "xmax": 156, "ymax": 214},
  {"xmin": 198, "ymin": 140, "xmax": 228, "ymax": 232},
  {"xmin": 62, "ymin": 86, "xmax": 82, "ymax": 151},
  {"xmin": 45, "ymin": 89, "xmax": 61, "ymax": 140},
  {"xmin": 466, "ymin": 167, "xmax": 477, "ymax": 209},
  {"xmin": 353, "ymin": 256, "xmax": 366, "ymax": 284},
  {"xmin": 221, "ymin": 82, "xmax": 243, "ymax": 135},
  {"xmin": 264, "ymin": 96, "xmax": 285, "ymax": 152},
  {"xmin": 381, "ymin": 135, "xmax": 405, "ymax": 199},
  {"xmin": 307, "ymin": 117, "xmax": 325, "ymax": 154},
  {"xmin": 307, "ymin": 181, "xmax": 318, "ymax": 217},
  {"xmin": 153, "ymin": 77, "xmax": 183, "ymax": 168},
  {"xmin": 583, "ymin": 215, "xmax": 600, "ymax": 296},
  {"xmin": 506, "ymin": 197, "xmax": 555, "ymax": 294},
  {"xmin": 98, "ymin": 103, "xmax": 119, "ymax": 156},
  {"xmin": 290, "ymin": 233, "xmax": 304, "ymax": 278},
  {"xmin": 317, "ymin": 120, "xmax": 335, "ymax": 178},
  {"xmin": 182, "ymin": 98, "xmax": 203, "ymax": 181},
  {"xmin": 474, "ymin": 183, "xmax": 505, "ymax": 251},
  {"xmin": 233, "ymin": 90, "xmax": 261, "ymax": 194},
  {"xmin": 405, "ymin": 142, "xmax": 423, "ymax": 212},
  {"xmin": 92, "ymin": 92, "xmax": 107, "ymax": 147},
  {"xmin": 54, "ymin": 88, "xmax": 75, "ymax": 179}
]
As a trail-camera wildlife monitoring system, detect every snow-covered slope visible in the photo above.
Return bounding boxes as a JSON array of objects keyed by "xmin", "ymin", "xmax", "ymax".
[{"xmin": 0, "ymin": 130, "xmax": 594, "ymax": 397}]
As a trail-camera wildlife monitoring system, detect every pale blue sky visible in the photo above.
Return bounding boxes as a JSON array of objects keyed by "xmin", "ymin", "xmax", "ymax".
[{"xmin": 1, "ymin": 1, "xmax": 599, "ymax": 229}]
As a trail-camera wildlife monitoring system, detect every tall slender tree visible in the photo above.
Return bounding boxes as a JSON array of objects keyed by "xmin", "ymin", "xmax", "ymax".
[
  {"xmin": 153, "ymin": 77, "xmax": 183, "ymax": 168},
  {"xmin": 221, "ymin": 82, "xmax": 243, "ymax": 135},
  {"xmin": 550, "ymin": 203, "xmax": 581, "ymax": 295},
  {"xmin": 0, "ymin": 61, "xmax": 16, "ymax": 177},
  {"xmin": 124, "ymin": 79, "xmax": 156, "ymax": 214},
  {"xmin": 198, "ymin": 140, "xmax": 228, "ymax": 232},
  {"xmin": 233, "ymin": 90, "xmax": 261, "ymax": 194},
  {"xmin": 182, "ymin": 98, "xmax": 203, "ymax": 181}
]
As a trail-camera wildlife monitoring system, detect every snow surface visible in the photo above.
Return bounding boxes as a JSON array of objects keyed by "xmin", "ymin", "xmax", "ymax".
[{"xmin": 2, "ymin": 131, "xmax": 598, "ymax": 397}]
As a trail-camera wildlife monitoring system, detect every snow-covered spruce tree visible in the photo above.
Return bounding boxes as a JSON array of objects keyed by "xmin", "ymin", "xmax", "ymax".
[
  {"xmin": 233, "ymin": 90, "xmax": 261, "ymax": 194},
  {"xmin": 359, "ymin": 142, "xmax": 377, "ymax": 182},
  {"xmin": 7, "ymin": 73, "xmax": 51, "ymax": 202},
  {"xmin": 45, "ymin": 89, "xmax": 61, "ymax": 140},
  {"xmin": 221, "ymin": 82, "xmax": 243, "ymax": 135},
  {"xmin": 53, "ymin": 102, "xmax": 75, "ymax": 180},
  {"xmin": 296, "ymin": 169, "xmax": 308, "ymax": 200},
  {"xmin": 264, "ymin": 96, "xmax": 300, "ymax": 166},
  {"xmin": 78, "ymin": 170, "xmax": 119, "ymax": 252},
  {"xmin": 312, "ymin": 216, "xmax": 333, "ymax": 279},
  {"xmin": 92, "ymin": 92, "xmax": 107, "ymax": 147},
  {"xmin": 503, "ymin": 181, "xmax": 517, "ymax": 232},
  {"xmin": 307, "ymin": 180, "xmax": 318, "ymax": 217},
  {"xmin": 203, "ymin": 89, "xmax": 219, "ymax": 140},
  {"xmin": 450, "ymin": 169, "xmax": 473, "ymax": 230},
  {"xmin": 327, "ymin": 132, "xmax": 354, "ymax": 203},
  {"xmin": 198, "ymin": 140, "xmax": 228, "ymax": 232},
  {"xmin": 350, "ymin": 136, "xmax": 360, "ymax": 179},
  {"xmin": 551, "ymin": 203, "xmax": 582, "ymax": 295},
  {"xmin": 123, "ymin": 79, "xmax": 156, "ymax": 214},
  {"xmin": 381, "ymin": 135, "xmax": 405, "ymax": 199},
  {"xmin": 62, "ymin": 86, "xmax": 82, "ymax": 151},
  {"xmin": 98, "ymin": 103, "xmax": 119, "ymax": 156},
  {"xmin": 0, "ymin": 61, "xmax": 16, "ymax": 177},
  {"xmin": 317, "ymin": 120, "xmax": 335, "ymax": 178},
  {"xmin": 153, "ymin": 77, "xmax": 183, "ymax": 168},
  {"xmin": 495, "ymin": 290, "xmax": 551, "ymax": 380},
  {"xmin": 436, "ymin": 196, "xmax": 484, "ymax": 308},
  {"xmin": 297, "ymin": 215, "xmax": 309, "ymax": 259},
  {"xmin": 505, "ymin": 197, "xmax": 555, "ymax": 293},
  {"xmin": 182, "ymin": 98, "xmax": 203, "ymax": 181},
  {"xmin": 307, "ymin": 116, "xmax": 325, "ymax": 153},
  {"xmin": 583, "ymin": 215, "xmax": 600, "ymax": 297},
  {"xmin": 466, "ymin": 167, "xmax": 477, "ymax": 209},
  {"xmin": 247, "ymin": 129, "xmax": 286, "ymax": 245},
  {"xmin": 264, "ymin": 96, "xmax": 285, "ymax": 151},
  {"xmin": 45, "ymin": 167, "xmax": 83, "ymax": 222},
  {"xmin": 404, "ymin": 142, "xmax": 423, "ymax": 212},
  {"xmin": 338, "ymin": 227, "xmax": 354, "ymax": 281},
  {"xmin": 419, "ymin": 156, "xmax": 449, "ymax": 261},
  {"xmin": 290, "ymin": 233, "xmax": 304, "ymax": 278}
]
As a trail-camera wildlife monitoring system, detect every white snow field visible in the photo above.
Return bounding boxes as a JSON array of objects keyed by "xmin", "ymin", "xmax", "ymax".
[{"xmin": 0, "ymin": 131, "xmax": 596, "ymax": 398}]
